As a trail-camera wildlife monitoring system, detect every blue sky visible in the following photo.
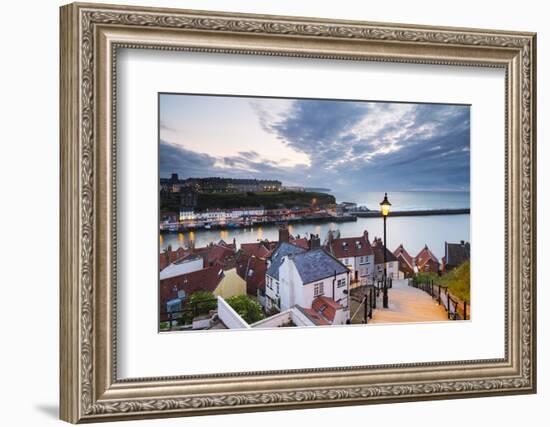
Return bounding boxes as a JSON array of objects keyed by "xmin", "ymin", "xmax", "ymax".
[{"xmin": 159, "ymin": 94, "xmax": 470, "ymax": 192}]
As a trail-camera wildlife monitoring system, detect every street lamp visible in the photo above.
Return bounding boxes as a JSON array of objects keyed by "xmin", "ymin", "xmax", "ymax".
[{"xmin": 379, "ymin": 193, "xmax": 391, "ymax": 309}]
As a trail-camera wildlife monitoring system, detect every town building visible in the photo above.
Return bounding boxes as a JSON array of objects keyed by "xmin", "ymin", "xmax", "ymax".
[
  {"xmin": 415, "ymin": 244, "xmax": 440, "ymax": 274},
  {"xmin": 442, "ymin": 240, "xmax": 470, "ymax": 272},
  {"xmin": 265, "ymin": 242, "xmax": 306, "ymax": 310},
  {"xmin": 159, "ymin": 264, "xmax": 246, "ymax": 315},
  {"xmin": 325, "ymin": 230, "xmax": 374, "ymax": 287},
  {"xmin": 239, "ymin": 241, "xmax": 272, "ymax": 259},
  {"xmin": 371, "ymin": 237, "xmax": 400, "ymax": 280},
  {"xmin": 238, "ymin": 255, "xmax": 268, "ymax": 306},
  {"xmin": 393, "ymin": 244, "xmax": 415, "ymax": 278},
  {"xmin": 159, "ymin": 245, "xmax": 188, "ymax": 271},
  {"xmin": 265, "ymin": 243, "xmax": 350, "ymax": 324}
]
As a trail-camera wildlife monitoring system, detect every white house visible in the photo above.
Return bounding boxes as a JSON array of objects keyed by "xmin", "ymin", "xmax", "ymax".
[
  {"xmin": 265, "ymin": 243, "xmax": 350, "ymax": 325},
  {"xmin": 371, "ymin": 238, "xmax": 400, "ymax": 281},
  {"xmin": 265, "ymin": 242, "xmax": 306, "ymax": 310},
  {"xmin": 326, "ymin": 230, "xmax": 375, "ymax": 287}
]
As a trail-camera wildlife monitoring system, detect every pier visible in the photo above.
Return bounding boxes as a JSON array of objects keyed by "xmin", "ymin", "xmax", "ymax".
[{"xmin": 351, "ymin": 208, "xmax": 470, "ymax": 218}]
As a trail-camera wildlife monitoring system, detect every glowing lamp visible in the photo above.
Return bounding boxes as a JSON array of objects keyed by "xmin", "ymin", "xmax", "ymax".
[{"xmin": 379, "ymin": 193, "xmax": 392, "ymax": 217}]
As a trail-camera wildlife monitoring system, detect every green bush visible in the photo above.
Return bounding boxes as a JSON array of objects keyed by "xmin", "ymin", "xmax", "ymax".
[
  {"xmin": 440, "ymin": 261, "xmax": 470, "ymax": 304},
  {"xmin": 226, "ymin": 294, "xmax": 265, "ymax": 324},
  {"xmin": 188, "ymin": 291, "xmax": 217, "ymax": 315}
]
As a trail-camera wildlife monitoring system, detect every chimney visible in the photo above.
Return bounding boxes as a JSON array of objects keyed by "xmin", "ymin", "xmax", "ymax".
[
  {"xmin": 460, "ymin": 240, "xmax": 465, "ymax": 246},
  {"xmin": 309, "ymin": 234, "xmax": 321, "ymax": 249},
  {"xmin": 279, "ymin": 224, "xmax": 290, "ymax": 243},
  {"xmin": 363, "ymin": 230, "xmax": 369, "ymax": 243}
]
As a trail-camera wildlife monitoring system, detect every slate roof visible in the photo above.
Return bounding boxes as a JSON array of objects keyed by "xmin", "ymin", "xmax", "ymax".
[
  {"xmin": 291, "ymin": 248, "xmax": 348, "ymax": 284},
  {"xmin": 266, "ymin": 242, "xmax": 306, "ymax": 280},
  {"xmin": 445, "ymin": 241, "xmax": 470, "ymax": 266}
]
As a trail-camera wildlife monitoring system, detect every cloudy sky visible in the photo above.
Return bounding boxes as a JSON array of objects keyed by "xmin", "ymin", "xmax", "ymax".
[{"xmin": 159, "ymin": 94, "xmax": 470, "ymax": 192}]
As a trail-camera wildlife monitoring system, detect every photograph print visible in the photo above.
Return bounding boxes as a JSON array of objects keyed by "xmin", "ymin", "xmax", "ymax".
[{"xmin": 158, "ymin": 93, "xmax": 471, "ymax": 332}]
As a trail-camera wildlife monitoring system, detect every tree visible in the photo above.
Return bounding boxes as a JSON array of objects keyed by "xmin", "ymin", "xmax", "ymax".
[
  {"xmin": 188, "ymin": 291, "xmax": 217, "ymax": 315},
  {"xmin": 226, "ymin": 295, "xmax": 265, "ymax": 324}
]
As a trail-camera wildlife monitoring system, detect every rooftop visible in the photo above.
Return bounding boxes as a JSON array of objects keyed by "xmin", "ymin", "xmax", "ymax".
[
  {"xmin": 291, "ymin": 248, "xmax": 349, "ymax": 284},
  {"xmin": 371, "ymin": 238, "xmax": 398, "ymax": 264},
  {"xmin": 327, "ymin": 231, "xmax": 374, "ymax": 258},
  {"xmin": 393, "ymin": 244, "xmax": 414, "ymax": 269},
  {"xmin": 445, "ymin": 241, "xmax": 471, "ymax": 266},
  {"xmin": 266, "ymin": 242, "xmax": 306, "ymax": 280},
  {"xmin": 415, "ymin": 245, "xmax": 440, "ymax": 268}
]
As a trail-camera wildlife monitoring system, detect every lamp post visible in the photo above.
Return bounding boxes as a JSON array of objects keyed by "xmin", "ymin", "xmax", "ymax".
[{"xmin": 379, "ymin": 193, "xmax": 391, "ymax": 309}]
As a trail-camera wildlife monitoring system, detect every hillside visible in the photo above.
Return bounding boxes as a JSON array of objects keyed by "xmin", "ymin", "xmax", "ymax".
[{"xmin": 196, "ymin": 191, "xmax": 335, "ymax": 211}]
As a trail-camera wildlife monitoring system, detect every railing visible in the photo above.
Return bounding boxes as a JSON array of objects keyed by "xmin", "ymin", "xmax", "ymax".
[
  {"xmin": 350, "ymin": 277, "xmax": 392, "ymax": 324},
  {"xmin": 159, "ymin": 298, "xmax": 218, "ymax": 331},
  {"xmin": 411, "ymin": 278, "xmax": 470, "ymax": 320}
]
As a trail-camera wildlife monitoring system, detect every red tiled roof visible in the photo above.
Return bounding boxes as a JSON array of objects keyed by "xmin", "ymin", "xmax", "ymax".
[
  {"xmin": 159, "ymin": 246, "xmax": 189, "ymax": 271},
  {"xmin": 301, "ymin": 308, "xmax": 331, "ymax": 326},
  {"xmin": 290, "ymin": 237, "xmax": 309, "ymax": 250},
  {"xmin": 311, "ymin": 296, "xmax": 342, "ymax": 322},
  {"xmin": 192, "ymin": 243, "xmax": 236, "ymax": 268},
  {"xmin": 240, "ymin": 242, "xmax": 272, "ymax": 259},
  {"xmin": 245, "ymin": 256, "xmax": 267, "ymax": 293},
  {"xmin": 393, "ymin": 244, "xmax": 414, "ymax": 269},
  {"xmin": 415, "ymin": 245, "xmax": 439, "ymax": 269},
  {"xmin": 327, "ymin": 231, "xmax": 373, "ymax": 258},
  {"xmin": 159, "ymin": 265, "xmax": 224, "ymax": 310}
]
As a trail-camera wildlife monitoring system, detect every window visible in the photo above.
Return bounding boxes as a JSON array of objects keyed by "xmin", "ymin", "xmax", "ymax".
[
  {"xmin": 314, "ymin": 282, "xmax": 324, "ymax": 297},
  {"xmin": 337, "ymin": 278, "xmax": 346, "ymax": 288},
  {"xmin": 276, "ymin": 283, "xmax": 279, "ymax": 294},
  {"xmin": 344, "ymin": 258, "xmax": 349, "ymax": 265}
]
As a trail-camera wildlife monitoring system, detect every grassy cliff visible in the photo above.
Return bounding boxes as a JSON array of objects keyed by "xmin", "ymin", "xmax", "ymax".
[{"xmin": 196, "ymin": 191, "xmax": 335, "ymax": 211}]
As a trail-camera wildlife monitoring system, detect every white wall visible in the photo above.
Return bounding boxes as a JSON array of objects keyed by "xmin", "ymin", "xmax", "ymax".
[
  {"xmin": 217, "ymin": 296, "xmax": 251, "ymax": 329},
  {"xmin": 0, "ymin": 1, "xmax": 547, "ymax": 427}
]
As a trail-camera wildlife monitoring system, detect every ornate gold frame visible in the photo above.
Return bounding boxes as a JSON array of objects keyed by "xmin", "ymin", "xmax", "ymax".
[{"xmin": 59, "ymin": 2, "xmax": 537, "ymax": 423}]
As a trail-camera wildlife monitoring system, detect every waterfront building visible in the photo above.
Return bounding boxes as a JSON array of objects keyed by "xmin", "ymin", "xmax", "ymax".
[
  {"xmin": 179, "ymin": 208, "xmax": 196, "ymax": 222},
  {"xmin": 229, "ymin": 207, "xmax": 265, "ymax": 219},
  {"xmin": 371, "ymin": 237, "xmax": 400, "ymax": 280},
  {"xmin": 393, "ymin": 244, "xmax": 415, "ymax": 278},
  {"xmin": 326, "ymin": 230, "xmax": 374, "ymax": 287},
  {"xmin": 442, "ymin": 240, "xmax": 470, "ymax": 272},
  {"xmin": 415, "ymin": 244, "xmax": 440, "ymax": 274}
]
